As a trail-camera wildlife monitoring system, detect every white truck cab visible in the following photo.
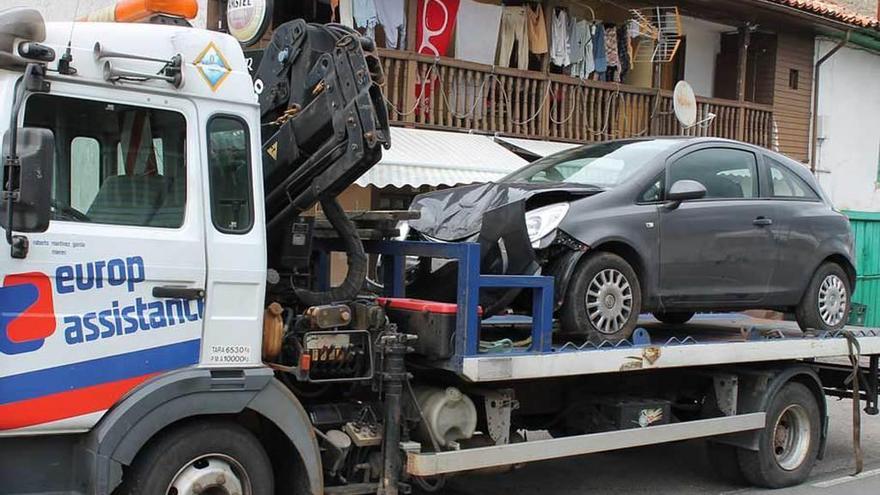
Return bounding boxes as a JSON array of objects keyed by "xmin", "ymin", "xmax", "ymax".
[{"xmin": 0, "ymin": 8, "xmax": 267, "ymax": 445}]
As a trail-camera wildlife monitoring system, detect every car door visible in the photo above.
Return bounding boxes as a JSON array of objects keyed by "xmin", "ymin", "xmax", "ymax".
[
  {"xmin": 0, "ymin": 90, "xmax": 205, "ymax": 434},
  {"xmin": 658, "ymin": 145, "xmax": 779, "ymax": 307}
]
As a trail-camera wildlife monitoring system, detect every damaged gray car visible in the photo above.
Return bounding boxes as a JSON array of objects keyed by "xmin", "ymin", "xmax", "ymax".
[{"xmin": 403, "ymin": 137, "xmax": 856, "ymax": 343}]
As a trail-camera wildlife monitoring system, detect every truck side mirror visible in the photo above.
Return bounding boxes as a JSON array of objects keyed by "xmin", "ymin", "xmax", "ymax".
[{"xmin": 1, "ymin": 127, "xmax": 54, "ymax": 233}]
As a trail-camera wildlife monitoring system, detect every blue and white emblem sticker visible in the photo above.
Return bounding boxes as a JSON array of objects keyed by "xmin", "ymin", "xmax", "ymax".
[{"xmin": 194, "ymin": 42, "xmax": 231, "ymax": 91}]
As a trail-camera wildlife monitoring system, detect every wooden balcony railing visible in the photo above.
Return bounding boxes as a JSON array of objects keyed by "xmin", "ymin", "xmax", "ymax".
[{"xmin": 378, "ymin": 49, "xmax": 774, "ymax": 148}]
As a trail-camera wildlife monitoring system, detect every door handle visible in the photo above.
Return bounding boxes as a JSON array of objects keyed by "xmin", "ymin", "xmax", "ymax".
[
  {"xmin": 153, "ymin": 286, "xmax": 205, "ymax": 300},
  {"xmin": 753, "ymin": 217, "xmax": 773, "ymax": 227}
]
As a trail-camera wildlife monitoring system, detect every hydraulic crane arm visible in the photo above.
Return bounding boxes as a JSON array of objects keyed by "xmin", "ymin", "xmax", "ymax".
[
  {"xmin": 254, "ymin": 20, "xmax": 389, "ymax": 305},
  {"xmin": 256, "ymin": 20, "xmax": 389, "ymax": 232}
]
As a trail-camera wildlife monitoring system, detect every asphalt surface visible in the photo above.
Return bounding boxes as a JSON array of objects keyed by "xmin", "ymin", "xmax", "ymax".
[{"xmin": 442, "ymin": 398, "xmax": 880, "ymax": 494}]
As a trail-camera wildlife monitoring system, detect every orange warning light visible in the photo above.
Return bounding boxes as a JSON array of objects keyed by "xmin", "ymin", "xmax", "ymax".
[{"xmin": 80, "ymin": 0, "xmax": 198, "ymax": 23}]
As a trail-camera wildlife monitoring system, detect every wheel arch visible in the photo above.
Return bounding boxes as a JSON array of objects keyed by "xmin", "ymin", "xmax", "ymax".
[
  {"xmin": 820, "ymin": 253, "xmax": 857, "ymax": 291},
  {"xmin": 589, "ymin": 240, "xmax": 651, "ymax": 303},
  {"xmin": 83, "ymin": 367, "xmax": 323, "ymax": 495},
  {"xmin": 714, "ymin": 365, "xmax": 828, "ymax": 458}
]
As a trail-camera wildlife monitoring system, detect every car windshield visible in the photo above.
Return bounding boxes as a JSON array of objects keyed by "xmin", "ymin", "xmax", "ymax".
[{"xmin": 501, "ymin": 140, "xmax": 677, "ymax": 188}]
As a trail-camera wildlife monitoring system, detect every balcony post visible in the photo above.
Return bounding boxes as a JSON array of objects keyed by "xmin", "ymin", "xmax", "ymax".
[
  {"xmin": 735, "ymin": 26, "xmax": 751, "ymax": 141},
  {"xmin": 402, "ymin": 58, "xmax": 418, "ymax": 124}
]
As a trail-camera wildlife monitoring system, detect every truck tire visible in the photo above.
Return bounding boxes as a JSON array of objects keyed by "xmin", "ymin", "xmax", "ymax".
[
  {"xmin": 737, "ymin": 382, "xmax": 820, "ymax": 488},
  {"xmin": 795, "ymin": 263, "xmax": 851, "ymax": 332},
  {"xmin": 560, "ymin": 252, "xmax": 641, "ymax": 344},
  {"xmin": 119, "ymin": 419, "xmax": 274, "ymax": 495},
  {"xmin": 653, "ymin": 311, "xmax": 695, "ymax": 325}
]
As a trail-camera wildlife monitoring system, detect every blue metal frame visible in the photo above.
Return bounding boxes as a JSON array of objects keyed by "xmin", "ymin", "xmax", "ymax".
[{"xmin": 314, "ymin": 240, "xmax": 554, "ymax": 368}]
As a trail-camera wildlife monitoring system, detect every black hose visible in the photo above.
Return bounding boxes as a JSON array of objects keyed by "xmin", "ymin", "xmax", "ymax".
[{"xmin": 294, "ymin": 196, "xmax": 367, "ymax": 305}]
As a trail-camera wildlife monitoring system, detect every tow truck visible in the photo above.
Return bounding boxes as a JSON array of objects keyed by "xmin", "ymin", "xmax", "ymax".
[{"xmin": 0, "ymin": 4, "xmax": 879, "ymax": 495}]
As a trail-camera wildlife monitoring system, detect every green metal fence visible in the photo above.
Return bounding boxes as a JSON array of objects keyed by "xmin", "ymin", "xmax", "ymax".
[{"xmin": 847, "ymin": 211, "xmax": 880, "ymax": 327}]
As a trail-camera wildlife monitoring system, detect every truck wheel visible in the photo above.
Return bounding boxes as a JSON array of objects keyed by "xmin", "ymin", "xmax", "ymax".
[
  {"xmin": 795, "ymin": 263, "xmax": 851, "ymax": 332},
  {"xmin": 738, "ymin": 382, "xmax": 820, "ymax": 488},
  {"xmin": 560, "ymin": 252, "xmax": 641, "ymax": 343},
  {"xmin": 119, "ymin": 420, "xmax": 274, "ymax": 495},
  {"xmin": 652, "ymin": 311, "xmax": 695, "ymax": 325}
]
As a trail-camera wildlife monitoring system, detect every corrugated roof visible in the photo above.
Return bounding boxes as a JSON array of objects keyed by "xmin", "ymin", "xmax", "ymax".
[
  {"xmin": 764, "ymin": 0, "xmax": 880, "ymax": 29},
  {"xmin": 355, "ymin": 127, "xmax": 528, "ymax": 188}
]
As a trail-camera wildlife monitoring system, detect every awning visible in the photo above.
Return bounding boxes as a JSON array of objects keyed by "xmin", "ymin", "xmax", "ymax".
[
  {"xmin": 355, "ymin": 127, "xmax": 528, "ymax": 188},
  {"xmin": 494, "ymin": 136, "xmax": 581, "ymax": 159}
]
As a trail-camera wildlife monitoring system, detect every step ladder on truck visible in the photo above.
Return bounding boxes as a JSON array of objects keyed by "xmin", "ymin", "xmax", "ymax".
[{"xmin": 0, "ymin": 4, "xmax": 878, "ymax": 495}]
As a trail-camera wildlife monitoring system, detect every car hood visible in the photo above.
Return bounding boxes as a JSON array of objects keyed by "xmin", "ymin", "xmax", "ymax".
[{"xmin": 409, "ymin": 182, "xmax": 602, "ymax": 241}]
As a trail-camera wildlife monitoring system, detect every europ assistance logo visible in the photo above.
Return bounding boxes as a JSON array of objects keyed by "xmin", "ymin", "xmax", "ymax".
[{"xmin": 0, "ymin": 272, "xmax": 56, "ymax": 355}]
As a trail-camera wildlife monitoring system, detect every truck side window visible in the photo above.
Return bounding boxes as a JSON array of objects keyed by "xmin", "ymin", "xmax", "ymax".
[
  {"xmin": 23, "ymin": 94, "xmax": 187, "ymax": 228},
  {"xmin": 207, "ymin": 116, "xmax": 253, "ymax": 233}
]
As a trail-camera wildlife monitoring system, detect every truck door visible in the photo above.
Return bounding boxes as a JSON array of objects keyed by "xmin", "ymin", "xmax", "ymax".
[
  {"xmin": 199, "ymin": 113, "xmax": 265, "ymax": 367},
  {"xmin": 0, "ymin": 91, "xmax": 206, "ymax": 433}
]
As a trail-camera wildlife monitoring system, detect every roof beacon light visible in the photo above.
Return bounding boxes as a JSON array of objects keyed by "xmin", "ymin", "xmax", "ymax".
[{"xmin": 79, "ymin": 0, "xmax": 198, "ymax": 23}]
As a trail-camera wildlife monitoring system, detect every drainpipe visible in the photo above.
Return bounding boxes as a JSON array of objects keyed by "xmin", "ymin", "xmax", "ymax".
[{"xmin": 810, "ymin": 31, "xmax": 850, "ymax": 174}]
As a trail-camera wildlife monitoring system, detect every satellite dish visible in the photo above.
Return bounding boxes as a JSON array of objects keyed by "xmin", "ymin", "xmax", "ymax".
[{"xmin": 673, "ymin": 81, "xmax": 697, "ymax": 128}]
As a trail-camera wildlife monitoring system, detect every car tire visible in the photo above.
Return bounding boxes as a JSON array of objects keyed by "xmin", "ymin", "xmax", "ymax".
[
  {"xmin": 652, "ymin": 311, "xmax": 695, "ymax": 325},
  {"xmin": 737, "ymin": 382, "xmax": 821, "ymax": 488},
  {"xmin": 560, "ymin": 252, "xmax": 642, "ymax": 343},
  {"xmin": 118, "ymin": 419, "xmax": 274, "ymax": 495},
  {"xmin": 795, "ymin": 263, "xmax": 851, "ymax": 332}
]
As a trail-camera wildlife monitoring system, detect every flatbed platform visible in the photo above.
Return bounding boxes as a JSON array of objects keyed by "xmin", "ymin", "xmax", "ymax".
[{"xmin": 465, "ymin": 314, "xmax": 880, "ymax": 381}]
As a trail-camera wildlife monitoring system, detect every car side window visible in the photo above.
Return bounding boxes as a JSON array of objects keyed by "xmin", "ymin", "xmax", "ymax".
[
  {"xmin": 638, "ymin": 176, "xmax": 664, "ymax": 203},
  {"xmin": 669, "ymin": 148, "xmax": 758, "ymax": 199},
  {"xmin": 766, "ymin": 158, "xmax": 819, "ymax": 200}
]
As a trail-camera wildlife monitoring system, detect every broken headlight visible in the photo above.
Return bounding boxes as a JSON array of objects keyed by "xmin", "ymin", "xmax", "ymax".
[{"xmin": 525, "ymin": 203, "xmax": 569, "ymax": 248}]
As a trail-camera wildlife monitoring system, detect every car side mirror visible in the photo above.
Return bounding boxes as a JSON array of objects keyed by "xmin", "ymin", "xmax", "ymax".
[
  {"xmin": 666, "ymin": 179, "xmax": 707, "ymax": 207},
  {"xmin": 1, "ymin": 127, "xmax": 54, "ymax": 233}
]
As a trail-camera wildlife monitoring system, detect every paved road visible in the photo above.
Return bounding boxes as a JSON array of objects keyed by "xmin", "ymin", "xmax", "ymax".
[{"xmin": 444, "ymin": 399, "xmax": 880, "ymax": 494}]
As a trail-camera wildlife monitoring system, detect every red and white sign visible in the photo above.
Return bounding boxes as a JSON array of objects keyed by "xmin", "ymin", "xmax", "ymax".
[{"xmin": 417, "ymin": 0, "xmax": 460, "ymax": 57}]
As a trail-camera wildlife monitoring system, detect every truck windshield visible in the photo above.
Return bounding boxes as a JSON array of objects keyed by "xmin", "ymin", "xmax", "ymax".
[{"xmin": 501, "ymin": 140, "xmax": 676, "ymax": 188}]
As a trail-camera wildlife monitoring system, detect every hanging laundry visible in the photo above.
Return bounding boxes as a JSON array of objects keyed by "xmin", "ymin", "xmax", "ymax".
[
  {"xmin": 604, "ymin": 25, "xmax": 620, "ymax": 81},
  {"xmin": 375, "ymin": 0, "xmax": 407, "ymax": 49},
  {"xmin": 617, "ymin": 25, "xmax": 631, "ymax": 80},
  {"xmin": 549, "ymin": 7, "xmax": 570, "ymax": 67},
  {"xmin": 592, "ymin": 22, "xmax": 607, "ymax": 75},
  {"xmin": 497, "ymin": 5, "xmax": 529, "ymax": 70},
  {"xmin": 628, "ymin": 19, "xmax": 641, "ymax": 38},
  {"xmin": 417, "ymin": 0, "xmax": 460, "ymax": 56},
  {"xmin": 456, "ymin": 0, "xmax": 503, "ymax": 65},
  {"xmin": 526, "ymin": 3, "xmax": 548, "ymax": 55},
  {"xmin": 570, "ymin": 20, "xmax": 594, "ymax": 80},
  {"xmin": 353, "ymin": 0, "xmax": 379, "ymax": 42}
]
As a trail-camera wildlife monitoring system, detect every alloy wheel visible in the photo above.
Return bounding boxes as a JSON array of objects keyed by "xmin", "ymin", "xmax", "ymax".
[
  {"xmin": 585, "ymin": 268, "xmax": 634, "ymax": 335},
  {"xmin": 817, "ymin": 274, "xmax": 847, "ymax": 327}
]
